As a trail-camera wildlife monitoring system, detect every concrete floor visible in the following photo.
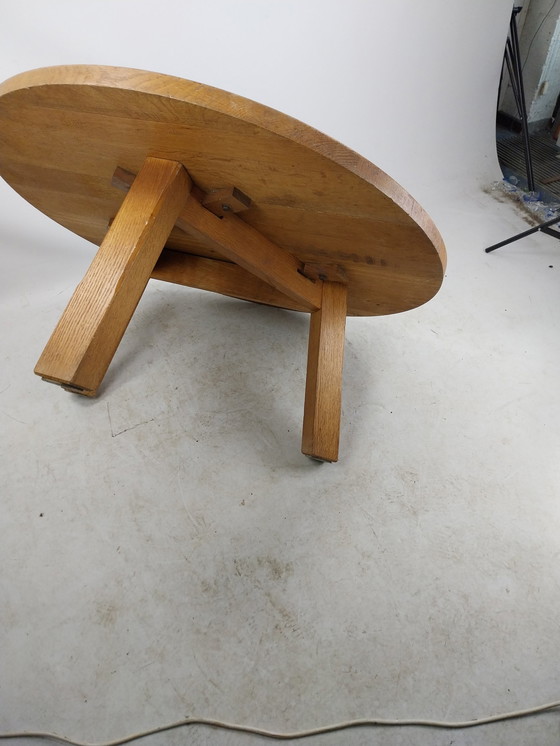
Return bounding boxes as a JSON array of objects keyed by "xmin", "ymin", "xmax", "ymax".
[
  {"xmin": 2, "ymin": 1, "xmax": 560, "ymax": 745},
  {"xmin": 2, "ymin": 167, "xmax": 560, "ymax": 746}
]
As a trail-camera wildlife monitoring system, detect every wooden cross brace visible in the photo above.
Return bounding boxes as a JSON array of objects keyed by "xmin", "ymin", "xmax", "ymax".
[{"xmin": 34, "ymin": 157, "xmax": 348, "ymax": 462}]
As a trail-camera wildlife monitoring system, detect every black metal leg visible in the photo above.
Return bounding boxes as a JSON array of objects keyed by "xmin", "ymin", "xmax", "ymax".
[
  {"xmin": 485, "ymin": 213, "xmax": 560, "ymax": 253},
  {"xmin": 487, "ymin": 7, "xmax": 549, "ymax": 253},
  {"xmin": 507, "ymin": 9, "xmax": 535, "ymax": 192}
]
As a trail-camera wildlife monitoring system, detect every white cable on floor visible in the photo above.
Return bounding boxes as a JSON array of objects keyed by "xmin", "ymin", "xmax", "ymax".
[{"xmin": 1, "ymin": 699, "xmax": 559, "ymax": 744}]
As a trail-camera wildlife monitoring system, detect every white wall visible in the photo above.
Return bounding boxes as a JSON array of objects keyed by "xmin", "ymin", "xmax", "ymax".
[{"xmin": 0, "ymin": 0, "xmax": 511, "ymax": 225}]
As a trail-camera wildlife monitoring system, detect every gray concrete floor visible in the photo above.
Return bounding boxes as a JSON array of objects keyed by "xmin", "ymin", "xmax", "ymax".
[{"xmin": 2, "ymin": 171, "xmax": 560, "ymax": 746}]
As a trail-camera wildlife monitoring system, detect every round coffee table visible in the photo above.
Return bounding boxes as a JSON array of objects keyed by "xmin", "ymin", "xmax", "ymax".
[{"xmin": 0, "ymin": 65, "xmax": 446, "ymax": 461}]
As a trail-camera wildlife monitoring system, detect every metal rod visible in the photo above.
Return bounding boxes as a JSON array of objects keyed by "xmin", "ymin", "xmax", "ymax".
[
  {"xmin": 509, "ymin": 10, "xmax": 535, "ymax": 191},
  {"xmin": 485, "ymin": 214, "xmax": 560, "ymax": 253},
  {"xmin": 505, "ymin": 43, "xmax": 522, "ymax": 113}
]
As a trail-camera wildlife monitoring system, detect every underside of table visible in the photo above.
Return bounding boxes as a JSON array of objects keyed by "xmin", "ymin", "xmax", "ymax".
[
  {"xmin": 35, "ymin": 157, "xmax": 347, "ymax": 462},
  {"xmin": 0, "ymin": 65, "xmax": 447, "ymax": 463}
]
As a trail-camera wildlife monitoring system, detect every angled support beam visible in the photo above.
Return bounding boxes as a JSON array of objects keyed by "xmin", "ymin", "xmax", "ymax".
[
  {"xmin": 153, "ymin": 252, "xmax": 349, "ymax": 460},
  {"xmin": 302, "ymin": 281, "xmax": 348, "ymax": 462},
  {"xmin": 152, "ymin": 249, "xmax": 310, "ymax": 312},
  {"xmin": 35, "ymin": 158, "xmax": 191, "ymax": 395},
  {"xmin": 113, "ymin": 167, "xmax": 321, "ymax": 311}
]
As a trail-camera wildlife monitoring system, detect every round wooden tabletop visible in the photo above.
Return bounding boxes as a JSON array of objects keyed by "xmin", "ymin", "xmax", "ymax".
[{"xmin": 0, "ymin": 65, "xmax": 446, "ymax": 316}]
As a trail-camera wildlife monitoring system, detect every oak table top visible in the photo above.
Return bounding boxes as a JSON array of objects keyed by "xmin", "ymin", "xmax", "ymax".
[
  {"xmin": 0, "ymin": 65, "xmax": 447, "ymax": 461},
  {"xmin": 0, "ymin": 65, "xmax": 446, "ymax": 317}
]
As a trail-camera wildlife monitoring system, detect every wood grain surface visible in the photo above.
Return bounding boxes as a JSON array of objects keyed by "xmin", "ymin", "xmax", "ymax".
[
  {"xmin": 0, "ymin": 65, "xmax": 446, "ymax": 317},
  {"xmin": 302, "ymin": 281, "xmax": 348, "ymax": 462},
  {"xmin": 112, "ymin": 166, "xmax": 322, "ymax": 311},
  {"xmin": 34, "ymin": 158, "xmax": 191, "ymax": 394}
]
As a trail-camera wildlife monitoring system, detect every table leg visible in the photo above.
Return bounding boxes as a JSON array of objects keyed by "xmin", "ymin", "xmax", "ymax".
[
  {"xmin": 302, "ymin": 281, "xmax": 347, "ymax": 462},
  {"xmin": 34, "ymin": 157, "xmax": 191, "ymax": 395}
]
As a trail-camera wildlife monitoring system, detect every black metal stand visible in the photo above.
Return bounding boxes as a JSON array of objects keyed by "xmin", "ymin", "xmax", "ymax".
[
  {"xmin": 486, "ymin": 7, "xmax": 560, "ymax": 253},
  {"xmin": 485, "ymin": 213, "xmax": 560, "ymax": 253},
  {"xmin": 503, "ymin": 6, "xmax": 535, "ymax": 191}
]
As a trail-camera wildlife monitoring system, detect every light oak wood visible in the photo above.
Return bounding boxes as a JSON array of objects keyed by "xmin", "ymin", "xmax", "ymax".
[
  {"xmin": 34, "ymin": 157, "xmax": 191, "ymax": 395},
  {"xmin": 113, "ymin": 166, "xmax": 321, "ymax": 311},
  {"xmin": 0, "ymin": 65, "xmax": 448, "ymax": 460},
  {"xmin": 152, "ymin": 250, "xmax": 309, "ymax": 312},
  {"xmin": 0, "ymin": 65, "xmax": 446, "ymax": 316},
  {"xmin": 202, "ymin": 186, "xmax": 251, "ymax": 217},
  {"xmin": 302, "ymin": 262, "xmax": 347, "ymax": 283},
  {"xmin": 178, "ymin": 196, "xmax": 324, "ymax": 310},
  {"xmin": 302, "ymin": 282, "xmax": 348, "ymax": 462}
]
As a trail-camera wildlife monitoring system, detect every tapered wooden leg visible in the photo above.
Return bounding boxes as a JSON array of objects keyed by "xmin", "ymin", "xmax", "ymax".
[
  {"xmin": 302, "ymin": 281, "xmax": 348, "ymax": 462},
  {"xmin": 34, "ymin": 158, "xmax": 192, "ymax": 395}
]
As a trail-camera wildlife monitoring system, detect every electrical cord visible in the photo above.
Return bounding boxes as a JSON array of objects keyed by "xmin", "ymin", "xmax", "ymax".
[{"xmin": 1, "ymin": 700, "xmax": 559, "ymax": 744}]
